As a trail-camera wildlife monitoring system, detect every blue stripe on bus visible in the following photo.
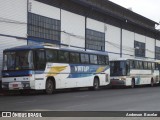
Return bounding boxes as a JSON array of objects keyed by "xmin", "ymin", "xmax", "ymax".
[
  {"xmin": 2, "ymin": 70, "xmax": 33, "ymax": 77},
  {"xmin": 68, "ymin": 65, "xmax": 109, "ymax": 78}
]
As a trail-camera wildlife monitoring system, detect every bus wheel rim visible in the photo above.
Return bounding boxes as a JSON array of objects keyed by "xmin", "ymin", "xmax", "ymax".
[{"xmin": 47, "ymin": 80, "xmax": 53, "ymax": 93}]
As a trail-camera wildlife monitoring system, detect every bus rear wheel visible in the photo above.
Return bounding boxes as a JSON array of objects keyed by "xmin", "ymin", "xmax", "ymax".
[
  {"xmin": 93, "ymin": 78, "xmax": 100, "ymax": 90},
  {"xmin": 131, "ymin": 79, "xmax": 135, "ymax": 88},
  {"xmin": 45, "ymin": 79, "xmax": 54, "ymax": 94},
  {"xmin": 151, "ymin": 79, "xmax": 154, "ymax": 87}
]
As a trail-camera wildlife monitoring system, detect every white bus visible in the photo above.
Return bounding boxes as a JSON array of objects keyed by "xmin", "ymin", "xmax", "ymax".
[
  {"xmin": 1, "ymin": 45, "xmax": 110, "ymax": 94},
  {"xmin": 110, "ymin": 58, "xmax": 160, "ymax": 88}
]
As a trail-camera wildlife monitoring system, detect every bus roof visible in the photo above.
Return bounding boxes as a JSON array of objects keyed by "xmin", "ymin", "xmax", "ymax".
[
  {"xmin": 3, "ymin": 45, "xmax": 108, "ymax": 56},
  {"xmin": 110, "ymin": 58, "xmax": 157, "ymax": 62}
]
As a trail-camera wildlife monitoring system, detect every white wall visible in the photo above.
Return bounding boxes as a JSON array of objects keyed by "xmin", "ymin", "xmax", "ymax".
[
  {"xmin": 0, "ymin": 0, "xmax": 27, "ymax": 38},
  {"xmin": 105, "ymin": 24, "xmax": 121, "ymax": 60},
  {"xmin": 61, "ymin": 10, "xmax": 85, "ymax": 49},
  {"xmin": 122, "ymin": 29, "xmax": 135, "ymax": 58},
  {"xmin": 87, "ymin": 18, "xmax": 105, "ymax": 33},
  {"xmin": 29, "ymin": 0, "xmax": 60, "ymax": 20},
  {"xmin": 156, "ymin": 40, "xmax": 160, "ymax": 47},
  {"xmin": 135, "ymin": 33, "xmax": 146, "ymax": 43}
]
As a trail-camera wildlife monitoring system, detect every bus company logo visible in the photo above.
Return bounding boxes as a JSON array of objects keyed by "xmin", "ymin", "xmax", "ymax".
[
  {"xmin": 2, "ymin": 112, "xmax": 11, "ymax": 117},
  {"xmin": 74, "ymin": 66, "xmax": 89, "ymax": 72}
]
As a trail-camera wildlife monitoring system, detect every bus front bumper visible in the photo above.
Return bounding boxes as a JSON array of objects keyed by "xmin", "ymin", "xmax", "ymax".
[
  {"xmin": 2, "ymin": 81, "xmax": 31, "ymax": 90},
  {"xmin": 110, "ymin": 79, "xmax": 125, "ymax": 86}
]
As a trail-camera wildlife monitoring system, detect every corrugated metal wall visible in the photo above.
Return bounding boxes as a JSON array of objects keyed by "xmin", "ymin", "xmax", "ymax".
[
  {"xmin": 0, "ymin": 0, "xmax": 28, "ymax": 80},
  {"xmin": 0, "ymin": 0, "xmax": 27, "ymax": 37}
]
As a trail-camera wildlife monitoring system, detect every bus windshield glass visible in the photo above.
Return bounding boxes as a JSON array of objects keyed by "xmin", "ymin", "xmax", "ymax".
[
  {"xmin": 110, "ymin": 61, "xmax": 129, "ymax": 76},
  {"xmin": 3, "ymin": 50, "xmax": 34, "ymax": 71}
]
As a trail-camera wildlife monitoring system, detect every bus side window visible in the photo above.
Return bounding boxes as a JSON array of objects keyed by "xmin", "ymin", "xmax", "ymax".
[
  {"xmin": 35, "ymin": 50, "xmax": 46, "ymax": 70},
  {"xmin": 129, "ymin": 60, "xmax": 133, "ymax": 69},
  {"xmin": 58, "ymin": 51, "xmax": 69, "ymax": 63},
  {"xmin": 142, "ymin": 61, "xmax": 144, "ymax": 69},
  {"xmin": 144, "ymin": 62, "xmax": 148, "ymax": 69},
  {"xmin": 152, "ymin": 63, "xmax": 155, "ymax": 70},
  {"xmin": 80, "ymin": 54, "xmax": 89, "ymax": 64},
  {"xmin": 156, "ymin": 63, "xmax": 160, "ymax": 70},
  {"xmin": 126, "ymin": 61, "xmax": 130, "ymax": 75},
  {"xmin": 148, "ymin": 62, "xmax": 152, "ymax": 70},
  {"xmin": 105, "ymin": 56, "xmax": 109, "ymax": 65},
  {"xmin": 46, "ymin": 49, "xmax": 57, "ymax": 62},
  {"xmin": 135, "ymin": 61, "xmax": 139, "ymax": 69},
  {"xmin": 139, "ymin": 61, "xmax": 143, "ymax": 69},
  {"xmin": 98, "ymin": 55, "xmax": 105, "ymax": 65},
  {"xmin": 90, "ymin": 55, "xmax": 98, "ymax": 64},
  {"xmin": 70, "ymin": 52, "xmax": 80, "ymax": 63}
]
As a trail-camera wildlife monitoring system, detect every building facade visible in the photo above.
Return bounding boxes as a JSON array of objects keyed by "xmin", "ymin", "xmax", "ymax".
[{"xmin": 0, "ymin": 0, "xmax": 160, "ymax": 81}]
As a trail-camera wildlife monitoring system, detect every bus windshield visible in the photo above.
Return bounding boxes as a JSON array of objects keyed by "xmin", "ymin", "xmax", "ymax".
[
  {"xmin": 3, "ymin": 50, "xmax": 34, "ymax": 71},
  {"xmin": 110, "ymin": 61, "xmax": 129, "ymax": 76}
]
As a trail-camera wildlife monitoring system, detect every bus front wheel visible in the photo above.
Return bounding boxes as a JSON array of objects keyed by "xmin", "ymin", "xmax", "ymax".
[{"xmin": 45, "ymin": 79, "xmax": 54, "ymax": 94}]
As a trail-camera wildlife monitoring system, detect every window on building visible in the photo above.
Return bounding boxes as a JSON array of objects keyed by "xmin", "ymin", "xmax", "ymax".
[
  {"xmin": 86, "ymin": 29, "xmax": 105, "ymax": 51},
  {"xmin": 134, "ymin": 41, "xmax": 145, "ymax": 57},
  {"xmin": 28, "ymin": 13, "xmax": 60, "ymax": 41},
  {"xmin": 155, "ymin": 46, "xmax": 160, "ymax": 60}
]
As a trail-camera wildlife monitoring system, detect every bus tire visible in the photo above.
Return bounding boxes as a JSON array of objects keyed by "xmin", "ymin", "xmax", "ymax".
[
  {"xmin": 92, "ymin": 77, "xmax": 100, "ymax": 90},
  {"xmin": 151, "ymin": 78, "xmax": 154, "ymax": 87},
  {"xmin": 45, "ymin": 79, "xmax": 54, "ymax": 94},
  {"xmin": 131, "ymin": 79, "xmax": 135, "ymax": 88}
]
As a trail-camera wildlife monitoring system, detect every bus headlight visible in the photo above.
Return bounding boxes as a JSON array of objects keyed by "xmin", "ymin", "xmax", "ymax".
[
  {"xmin": 22, "ymin": 82, "xmax": 30, "ymax": 88},
  {"xmin": 121, "ymin": 78, "xmax": 126, "ymax": 81},
  {"xmin": 25, "ymin": 83, "xmax": 30, "ymax": 88}
]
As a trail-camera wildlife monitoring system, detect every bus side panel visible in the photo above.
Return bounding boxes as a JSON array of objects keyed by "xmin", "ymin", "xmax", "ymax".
[
  {"xmin": 130, "ymin": 69, "xmax": 153, "ymax": 85},
  {"xmin": 34, "ymin": 71, "xmax": 46, "ymax": 90},
  {"xmin": 45, "ymin": 63, "xmax": 110, "ymax": 89},
  {"xmin": 125, "ymin": 78, "xmax": 132, "ymax": 86}
]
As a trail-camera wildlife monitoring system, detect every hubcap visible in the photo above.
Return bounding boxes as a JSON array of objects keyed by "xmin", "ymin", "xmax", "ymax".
[
  {"xmin": 46, "ymin": 80, "xmax": 53, "ymax": 93},
  {"xmin": 151, "ymin": 80, "xmax": 154, "ymax": 87},
  {"xmin": 94, "ymin": 80, "xmax": 99, "ymax": 89},
  {"xmin": 131, "ymin": 81, "xmax": 134, "ymax": 88}
]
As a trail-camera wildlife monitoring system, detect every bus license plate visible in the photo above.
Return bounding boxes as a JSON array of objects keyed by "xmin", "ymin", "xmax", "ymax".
[{"xmin": 13, "ymin": 84, "xmax": 18, "ymax": 88}]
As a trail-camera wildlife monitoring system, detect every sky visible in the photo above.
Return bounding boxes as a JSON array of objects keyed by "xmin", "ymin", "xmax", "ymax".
[{"xmin": 109, "ymin": 0, "xmax": 160, "ymax": 28}]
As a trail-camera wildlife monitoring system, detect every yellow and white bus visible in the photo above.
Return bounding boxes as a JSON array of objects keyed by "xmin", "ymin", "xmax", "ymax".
[
  {"xmin": 2, "ymin": 45, "xmax": 110, "ymax": 94},
  {"xmin": 110, "ymin": 58, "xmax": 160, "ymax": 88}
]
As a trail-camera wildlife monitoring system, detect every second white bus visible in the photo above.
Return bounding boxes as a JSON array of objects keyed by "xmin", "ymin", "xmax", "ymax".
[{"xmin": 110, "ymin": 58, "xmax": 160, "ymax": 88}]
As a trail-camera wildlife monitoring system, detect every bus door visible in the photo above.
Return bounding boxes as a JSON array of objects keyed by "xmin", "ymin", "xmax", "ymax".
[{"xmin": 34, "ymin": 49, "xmax": 46, "ymax": 89}]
